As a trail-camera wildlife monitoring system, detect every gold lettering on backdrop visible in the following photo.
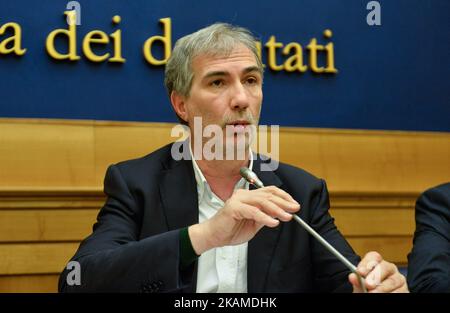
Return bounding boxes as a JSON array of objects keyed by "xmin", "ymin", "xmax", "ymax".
[
  {"xmin": 3, "ymin": 13, "xmax": 337, "ymax": 74},
  {"xmin": 109, "ymin": 15, "xmax": 125, "ymax": 63},
  {"xmin": 307, "ymin": 38, "xmax": 324, "ymax": 73},
  {"xmin": 322, "ymin": 29, "xmax": 337, "ymax": 73},
  {"xmin": 82, "ymin": 16, "xmax": 125, "ymax": 63},
  {"xmin": 0, "ymin": 22, "xmax": 26, "ymax": 55},
  {"xmin": 46, "ymin": 11, "xmax": 80, "ymax": 61},
  {"xmin": 307, "ymin": 29, "xmax": 337, "ymax": 73},
  {"xmin": 283, "ymin": 42, "xmax": 307, "ymax": 72},
  {"xmin": 47, "ymin": 12, "xmax": 125, "ymax": 63},
  {"xmin": 255, "ymin": 41, "xmax": 263, "ymax": 66},
  {"xmin": 83, "ymin": 30, "xmax": 109, "ymax": 62},
  {"xmin": 142, "ymin": 18, "xmax": 172, "ymax": 65},
  {"xmin": 265, "ymin": 36, "xmax": 284, "ymax": 71},
  {"xmin": 263, "ymin": 30, "xmax": 336, "ymax": 73}
]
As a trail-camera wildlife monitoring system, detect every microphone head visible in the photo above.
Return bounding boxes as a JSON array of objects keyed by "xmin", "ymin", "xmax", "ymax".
[
  {"xmin": 239, "ymin": 167, "xmax": 250, "ymax": 178},
  {"xmin": 240, "ymin": 167, "xmax": 264, "ymax": 188}
]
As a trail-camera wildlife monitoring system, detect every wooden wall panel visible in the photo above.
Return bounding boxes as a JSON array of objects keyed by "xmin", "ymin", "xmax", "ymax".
[
  {"xmin": 0, "ymin": 193, "xmax": 417, "ymax": 242},
  {"xmin": 279, "ymin": 127, "xmax": 450, "ymax": 193},
  {"xmin": 0, "ymin": 118, "xmax": 449, "ymax": 292},
  {"xmin": 0, "ymin": 207, "xmax": 415, "ymax": 243},
  {"xmin": 348, "ymin": 237, "xmax": 412, "ymax": 265},
  {"xmin": 1, "ymin": 118, "xmax": 449, "ymax": 192},
  {"xmin": 93, "ymin": 123, "xmax": 175, "ymax": 184},
  {"xmin": 329, "ymin": 192, "xmax": 417, "ymax": 237},
  {"xmin": 0, "ymin": 209, "xmax": 97, "ymax": 242},
  {"xmin": 0, "ymin": 243, "xmax": 79, "ymax": 275},
  {"xmin": 0, "ymin": 120, "xmax": 96, "ymax": 187},
  {"xmin": 0, "ymin": 275, "xmax": 59, "ymax": 293}
]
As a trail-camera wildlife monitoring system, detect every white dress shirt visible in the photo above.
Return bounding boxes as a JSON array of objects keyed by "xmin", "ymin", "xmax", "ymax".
[{"xmin": 189, "ymin": 146, "xmax": 253, "ymax": 293}]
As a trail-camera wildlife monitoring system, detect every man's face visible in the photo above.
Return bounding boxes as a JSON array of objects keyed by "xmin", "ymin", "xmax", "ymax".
[{"xmin": 182, "ymin": 45, "xmax": 263, "ymax": 151}]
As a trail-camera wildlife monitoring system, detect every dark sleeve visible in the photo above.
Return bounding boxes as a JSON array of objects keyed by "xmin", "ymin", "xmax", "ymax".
[
  {"xmin": 407, "ymin": 184, "xmax": 450, "ymax": 293},
  {"xmin": 58, "ymin": 164, "xmax": 196, "ymax": 292},
  {"xmin": 179, "ymin": 227, "xmax": 200, "ymax": 270},
  {"xmin": 309, "ymin": 180, "xmax": 361, "ymax": 292}
]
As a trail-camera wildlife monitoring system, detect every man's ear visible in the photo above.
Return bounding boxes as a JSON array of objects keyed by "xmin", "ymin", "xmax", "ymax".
[{"xmin": 170, "ymin": 91, "xmax": 189, "ymax": 123}]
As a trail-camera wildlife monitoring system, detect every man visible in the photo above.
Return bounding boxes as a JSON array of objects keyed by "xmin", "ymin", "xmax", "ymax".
[
  {"xmin": 408, "ymin": 183, "xmax": 450, "ymax": 292},
  {"xmin": 59, "ymin": 23, "xmax": 407, "ymax": 293}
]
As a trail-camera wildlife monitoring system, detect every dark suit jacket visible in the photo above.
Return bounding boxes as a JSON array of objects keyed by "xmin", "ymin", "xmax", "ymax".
[
  {"xmin": 59, "ymin": 143, "xmax": 360, "ymax": 293},
  {"xmin": 407, "ymin": 183, "xmax": 450, "ymax": 293}
]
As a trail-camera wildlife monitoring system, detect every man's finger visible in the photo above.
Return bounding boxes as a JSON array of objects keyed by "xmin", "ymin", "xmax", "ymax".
[
  {"xmin": 357, "ymin": 251, "xmax": 383, "ymax": 276},
  {"xmin": 249, "ymin": 197, "xmax": 293, "ymax": 221},
  {"xmin": 365, "ymin": 260, "xmax": 397, "ymax": 289},
  {"xmin": 349, "ymin": 273, "xmax": 365, "ymax": 293},
  {"xmin": 392, "ymin": 284, "xmax": 409, "ymax": 293},
  {"xmin": 241, "ymin": 192, "xmax": 298, "ymax": 219},
  {"xmin": 370, "ymin": 272, "xmax": 408, "ymax": 293},
  {"xmin": 265, "ymin": 195, "xmax": 300, "ymax": 214},
  {"xmin": 261, "ymin": 186, "xmax": 299, "ymax": 205},
  {"xmin": 237, "ymin": 202, "xmax": 280, "ymax": 228}
]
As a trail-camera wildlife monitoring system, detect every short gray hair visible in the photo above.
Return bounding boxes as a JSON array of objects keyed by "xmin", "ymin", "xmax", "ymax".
[{"xmin": 164, "ymin": 22, "xmax": 263, "ymax": 101}]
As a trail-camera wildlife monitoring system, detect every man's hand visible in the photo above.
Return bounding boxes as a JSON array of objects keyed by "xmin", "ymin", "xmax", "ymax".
[
  {"xmin": 349, "ymin": 251, "xmax": 409, "ymax": 293},
  {"xmin": 189, "ymin": 186, "xmax": 300, "ymax": 255}
]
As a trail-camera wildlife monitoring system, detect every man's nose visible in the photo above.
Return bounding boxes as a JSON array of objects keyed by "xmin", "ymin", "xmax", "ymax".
[{"xmin": 229, "ymin": 82, "xmax": 250, "ymax": 111}]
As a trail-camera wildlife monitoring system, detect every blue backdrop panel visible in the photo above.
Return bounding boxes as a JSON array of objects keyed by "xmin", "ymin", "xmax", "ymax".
[{"xmin": 0, "ymin": 0, "xmax": 449, "ymax": 132}]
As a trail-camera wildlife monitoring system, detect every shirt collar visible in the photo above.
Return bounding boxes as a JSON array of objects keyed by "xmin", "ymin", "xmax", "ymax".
[{"xmin": 189, "ymin": 140, "xmax": 254, "ymax": 201}]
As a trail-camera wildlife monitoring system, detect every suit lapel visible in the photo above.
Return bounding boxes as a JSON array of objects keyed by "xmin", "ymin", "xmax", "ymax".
[
  {"xmin": 159, "ymin": 156, "xmax": 199, "ymax": 292},
  {"xmin": 158, "ymin": 152, "xmax": 284, "ymax": 293},
  {"xmin": 247, "ymin": 156, "xmax": 283, "ymax": 292},
  {"xmin": 159, "ymin": 158, "xmax": 199, "ymax": 230}
]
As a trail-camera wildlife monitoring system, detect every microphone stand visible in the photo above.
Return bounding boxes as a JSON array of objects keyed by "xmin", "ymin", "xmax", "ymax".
[{"xmin": 241, "ymin": 168, "xmax": 368, "ymax": 293}]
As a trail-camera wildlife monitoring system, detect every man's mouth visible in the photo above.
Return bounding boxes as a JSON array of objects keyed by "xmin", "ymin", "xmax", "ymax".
[
  {"xmin": 226, "ymin": 121, "xmax": 251, "ymax": 133},
  {"xmin": 228, "ymin": 120, "xmax": 250, "ymax": 126}
]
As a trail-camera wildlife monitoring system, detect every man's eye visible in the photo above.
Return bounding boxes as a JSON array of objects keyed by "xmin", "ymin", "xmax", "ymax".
[
  {"xmin": 246, "ymin": 77, "xmax": 258, "ymax": 85},
  {"xmin": 210, "ymin": 80, "xmax": 223, "ymax": 87}
]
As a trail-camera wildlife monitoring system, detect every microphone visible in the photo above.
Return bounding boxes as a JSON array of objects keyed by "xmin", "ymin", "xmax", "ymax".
[
  {"xmin": 240, "ymin": 167, "xmax": 367, "ymax": 293},
  {"xmin": 240, "ymin": 167, "xmax": 264, "ymax": 188}
]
